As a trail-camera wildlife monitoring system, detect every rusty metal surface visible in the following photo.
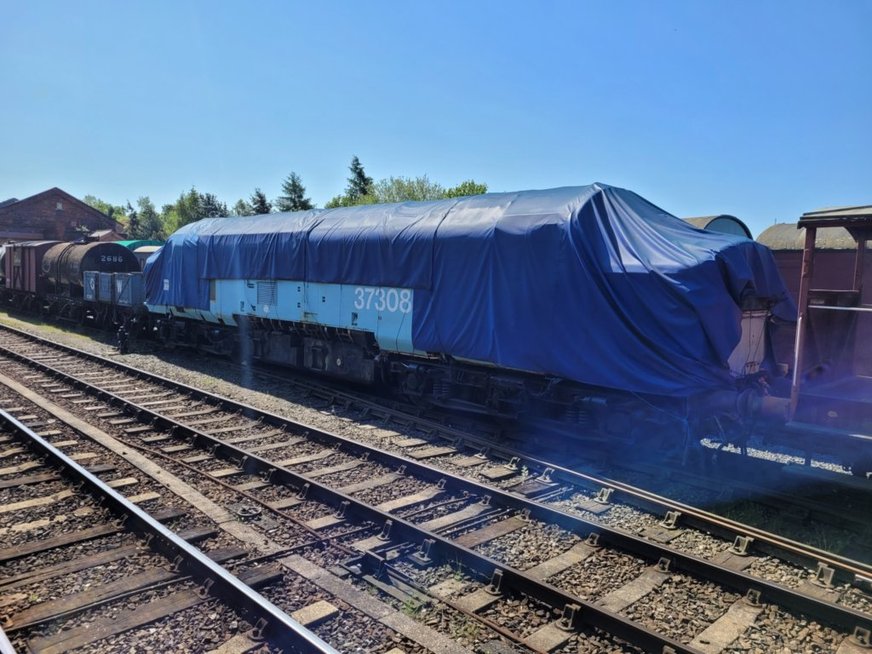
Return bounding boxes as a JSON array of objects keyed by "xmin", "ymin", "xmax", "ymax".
[
  {"xmin": 4, "ymin": 240, "xmax": 61, "ymax": 294},
  {"xmin": 41, "ymin": 241, "xmax": 139, "ymax": 291},
  {"xmin": 800, "ymin": 205, "xmax": 872, "ymax": 229}
]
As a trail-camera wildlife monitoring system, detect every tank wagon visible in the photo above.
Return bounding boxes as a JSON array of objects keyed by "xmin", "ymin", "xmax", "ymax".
[
  {"xmin": 42, "ymin": 241, "xmax": 139, "ymax": 297},
  {"xmin": 145, "ymin": 183, "xmax": 793, "ymax": 444},
  {"xmin": 2, "ymin": 240, "xmax": 141, "ymax": 322}
]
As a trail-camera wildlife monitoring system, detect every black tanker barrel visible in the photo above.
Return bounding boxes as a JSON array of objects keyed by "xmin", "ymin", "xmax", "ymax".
[{"xmin": 42, "ymin": 241, "xmax": 140, "ymax": 297}]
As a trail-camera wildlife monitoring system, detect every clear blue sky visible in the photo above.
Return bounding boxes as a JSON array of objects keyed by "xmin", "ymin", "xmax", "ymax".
[{"xmin": 1, "ymin": 1, "xmax": 870, "ymax": 236}]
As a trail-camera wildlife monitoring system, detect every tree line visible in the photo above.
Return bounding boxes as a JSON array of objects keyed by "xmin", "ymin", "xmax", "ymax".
[{"xmin": 84, "ymin": 156, "xmax": 487, "ymax": 241}]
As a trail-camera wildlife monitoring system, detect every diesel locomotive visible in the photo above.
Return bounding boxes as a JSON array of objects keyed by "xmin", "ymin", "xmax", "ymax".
[{"xmin": 143, "ymin": 183, "xmax": 794, "ymax": 446}]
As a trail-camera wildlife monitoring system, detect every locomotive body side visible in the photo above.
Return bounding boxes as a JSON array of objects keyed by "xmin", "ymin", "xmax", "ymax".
[
  {"xmin": 148, "ymin": 279, "xmax": 417, "ymax": 383},
  {"xmin": 159, "ymin": 279, "xmax": 416, "ymax": 351}
]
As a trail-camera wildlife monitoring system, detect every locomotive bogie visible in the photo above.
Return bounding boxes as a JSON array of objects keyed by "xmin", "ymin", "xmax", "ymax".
[
  {"xmin": 150, "ymin": 310, "xmax": 382, "ymax": 384},
  {"xmin": 147, "ymin": 299, "xmax": 222, "ymax": 324}
]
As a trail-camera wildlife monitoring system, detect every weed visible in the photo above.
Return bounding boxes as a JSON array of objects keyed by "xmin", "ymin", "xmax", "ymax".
[
  {"xmin": 400, "ymin": 597, "xmax": 421, "ymax": 617},
  {"xmin": 451, "ymin": 618, "xmax": 480, "ymax": 642}
]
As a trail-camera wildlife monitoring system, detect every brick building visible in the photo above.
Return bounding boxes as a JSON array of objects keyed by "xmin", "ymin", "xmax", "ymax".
[{"xmin": 0, "ymin": 187, "xmax": 121, "ymax": 242}]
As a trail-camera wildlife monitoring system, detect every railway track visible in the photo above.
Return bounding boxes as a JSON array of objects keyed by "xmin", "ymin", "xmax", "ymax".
[
  {"xmin": 0, "ymin": 400, "xmax": 336, "ymax": 654},
  {"xmin": 8, "ymin": 317, "xmax": 868, "ymax": 566},
  {"xmin": 0, "ymin": 375, "xmax": 471, "ymax": 653},
  {"xmin": 55, "ymin": 315, "xmax": 872, "ymax": 559},
  {"xmin": 111, "ymin": 317, "xmax": 872, "ymax": 560},
  {"xmin": 190, "ymin": 341, "xmax": 872, "ymax": 563},
  {"xmin": 0, "ymin": 322, "xmax": 871, "ymax": 651},
  {"xmin": 213, "ymin": 361, "xmax": 872, "ymax": 564}
]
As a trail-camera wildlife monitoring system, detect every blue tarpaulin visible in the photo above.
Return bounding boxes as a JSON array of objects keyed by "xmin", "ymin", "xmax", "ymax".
[{"xmin": 145, "ymin": 183, "xmax": 794, "ymax": 396}]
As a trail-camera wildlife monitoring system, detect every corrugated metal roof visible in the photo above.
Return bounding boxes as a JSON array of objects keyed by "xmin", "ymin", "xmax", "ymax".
[
  {"xmin": 757, "ymin": 223, "xmax": 856, "ymax": 250},
  {"xmin": 799, "ymin": 205, "xmax": 872, "ymax": 228}
]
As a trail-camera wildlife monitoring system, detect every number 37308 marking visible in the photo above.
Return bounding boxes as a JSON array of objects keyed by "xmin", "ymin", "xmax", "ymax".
[{"xmin": 353, "ymin": 287, "xmax": 412, "ymax": 313}]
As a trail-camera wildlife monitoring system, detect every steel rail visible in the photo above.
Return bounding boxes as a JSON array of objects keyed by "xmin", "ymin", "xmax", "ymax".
[
  {"xmin": 4, "ymin": 346, "xmax": 871, "ymax": 644},
  {"xmin": 0, "ymin": 408, "xmax": 338, "ymax": 654},
  {"xmin": 534, "ymin": 459, "xmax": 872, "ymax": 578},
  {"xmin": 0, "ymin": 322, "xmax": 867, "ymax": 582},
  {"xmin": 0, "ymin": 625, "xmax": 14, "ymax": 654}
]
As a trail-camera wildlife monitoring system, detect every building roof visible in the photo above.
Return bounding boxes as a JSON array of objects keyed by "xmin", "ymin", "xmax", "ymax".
[{"xmin": 0, "ymin": 187, "xmax": 118, "ymax": 227}]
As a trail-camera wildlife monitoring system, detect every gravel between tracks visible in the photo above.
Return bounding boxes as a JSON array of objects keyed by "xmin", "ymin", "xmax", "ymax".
[{"xmin": 3, "ymin": 314, "xmax": 872, "ymax": 648}]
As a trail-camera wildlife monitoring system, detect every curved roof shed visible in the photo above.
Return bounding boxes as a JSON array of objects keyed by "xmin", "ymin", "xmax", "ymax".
[
  {"xmin": 684, "ymin": 215, "xmax": 752, "ymax": 239},
  {"xmin": 757, "ymin": 223, "xmax": 855, "ymax": 251}
]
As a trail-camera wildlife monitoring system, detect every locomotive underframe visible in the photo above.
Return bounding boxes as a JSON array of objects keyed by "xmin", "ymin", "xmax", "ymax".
[
  {"xmin": 0, "ymin": 287, "xmax": 141, "ymax": 329},
  {"xmin": 153, "ymin": 313, "xmax": 760, "ymax": 447}
]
